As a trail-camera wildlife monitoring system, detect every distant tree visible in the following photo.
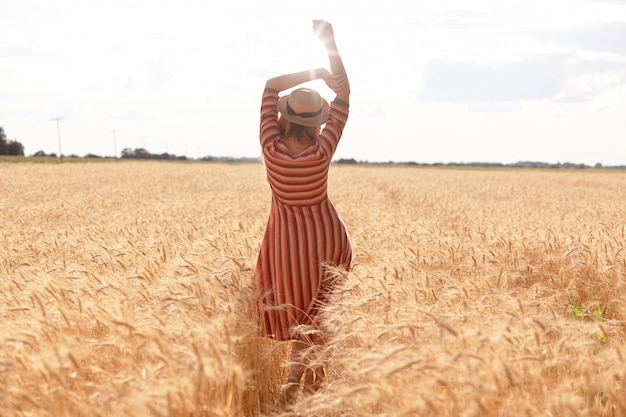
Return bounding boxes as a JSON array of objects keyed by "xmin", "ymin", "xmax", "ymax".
[
  {"xmin": 120, "ymin": 147, "xmax": 188, "ymax": 160},
  {"xmin": 0, "ymin": 126, "xmax": 25, "ymax": 156},
  {"xmin": 121, "ymin": 147, "xmax": 135, "ymax": 158},
  {"xmin": 6, "ymin": 140, "xmax": 24, "ymax": 156},
  {"xmin": 122, "ymin": 147, "xmax": 156, "ymax": 159},
  {"xmin": 134, "ymin": 148, "xmax": 151, "ymax": 159}
]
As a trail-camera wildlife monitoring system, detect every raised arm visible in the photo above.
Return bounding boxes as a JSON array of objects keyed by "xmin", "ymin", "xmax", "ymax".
[
  {"xmin": 313, "ymin": 20, "xmax": 350, "ymax": 104},
  {"xmin": 265, "ymin": 68, "xmax": 329, "ymax": 93}
]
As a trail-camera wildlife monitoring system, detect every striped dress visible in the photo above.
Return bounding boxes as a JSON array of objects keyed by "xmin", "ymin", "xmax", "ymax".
[{"xmin": 255, "ymin": 88, "xmax": 352, "ymax": 341}]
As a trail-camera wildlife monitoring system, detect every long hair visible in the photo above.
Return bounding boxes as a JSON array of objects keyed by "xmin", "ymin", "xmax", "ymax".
[{"xmin": 278, "ymin": 116, "xmax": 321, "ymax": 141}]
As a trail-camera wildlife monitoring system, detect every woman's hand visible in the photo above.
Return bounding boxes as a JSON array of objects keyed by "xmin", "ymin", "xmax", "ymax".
[
  {"xmin": 312, "ymin": 20, "xmax": 335, "ymax": 44},
  {"xmin": 314, "ymin": 19, "xmax": 350, "ymax": 103}
]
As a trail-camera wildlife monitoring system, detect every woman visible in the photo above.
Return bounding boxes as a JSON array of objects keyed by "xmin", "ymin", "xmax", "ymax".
[{"xmin": 254, "ymin": 20, "xmax": 351, "ymax": 409}]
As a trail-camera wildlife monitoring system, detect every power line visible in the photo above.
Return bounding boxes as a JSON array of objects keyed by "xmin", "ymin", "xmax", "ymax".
[
  {"xmin": 51, "ymin": 117, "xmax": 64, "ymax": 162},
  {"xmin": 111, "ymin": 129, "xmax": 119, "ymax": 158}
]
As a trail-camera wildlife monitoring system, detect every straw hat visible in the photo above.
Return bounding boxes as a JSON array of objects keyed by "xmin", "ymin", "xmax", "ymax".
[{"xmin": 277, "ymin": 88, "xmax": 329, "ymax": 127}]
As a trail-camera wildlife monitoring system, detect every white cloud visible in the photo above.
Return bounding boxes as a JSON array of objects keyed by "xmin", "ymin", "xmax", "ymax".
[
  {"xmin": 532, "ymin": 21, "xmax": 626, "ymax": 55},
  {"xmin": 591, "ymin": 84, "xmax": 626, "ymax": 112},
  {"xmin": 419, "ymin": 56, "xmax": 567, "ymax": 102}
]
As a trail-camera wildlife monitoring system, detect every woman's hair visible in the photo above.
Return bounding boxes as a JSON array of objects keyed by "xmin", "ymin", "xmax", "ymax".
[{"xmin": 278, "ymin": 116, "xmax": 321, "ymax": 141}]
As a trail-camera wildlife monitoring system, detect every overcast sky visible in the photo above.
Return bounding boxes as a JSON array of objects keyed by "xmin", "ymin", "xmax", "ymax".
[{"xmin": 1, "ymin": 0, "xmax": 625, "ymax": 164}]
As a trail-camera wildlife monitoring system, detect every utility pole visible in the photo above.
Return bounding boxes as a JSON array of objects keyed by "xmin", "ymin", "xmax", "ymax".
[
  {"xmin": 51, "ymin": 117, "xmax": 64, "ymax": 162},
  {"xmin": 111, "ymin": 129, "xmax": 119, "ymax": 158}
]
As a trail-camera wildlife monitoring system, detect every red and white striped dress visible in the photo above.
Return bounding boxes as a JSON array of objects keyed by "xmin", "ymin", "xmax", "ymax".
[{"xmin": 255, "ymin": 88, "xmax": 352, "ymax": 341}]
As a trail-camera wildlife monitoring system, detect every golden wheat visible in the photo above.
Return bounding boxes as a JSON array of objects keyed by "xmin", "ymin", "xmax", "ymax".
[{"xmin": 1, "ymin": 161, "xmax": 624, "ymax": 417}]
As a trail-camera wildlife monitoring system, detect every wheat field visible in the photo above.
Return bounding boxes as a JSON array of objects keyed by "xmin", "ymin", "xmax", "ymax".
[{"xmin": 1, "ymin": 160, "xmax": 624, "ymax": 417}]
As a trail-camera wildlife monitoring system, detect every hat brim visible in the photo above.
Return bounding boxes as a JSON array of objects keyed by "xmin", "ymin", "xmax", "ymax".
[{"xmin": 277, "ymin": 95, "xmax": 330, "ymax": 127}]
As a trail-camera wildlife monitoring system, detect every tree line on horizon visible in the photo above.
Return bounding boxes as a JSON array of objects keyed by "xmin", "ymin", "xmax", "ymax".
[{"xmin": 2, "ymin": 127, "xmax": 624, "ymax": 169}]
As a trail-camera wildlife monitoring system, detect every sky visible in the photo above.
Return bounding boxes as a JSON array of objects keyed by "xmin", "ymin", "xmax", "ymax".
[{"xmin": 1, "ymin": 0, "xmax": 625, "ymax": 165}]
